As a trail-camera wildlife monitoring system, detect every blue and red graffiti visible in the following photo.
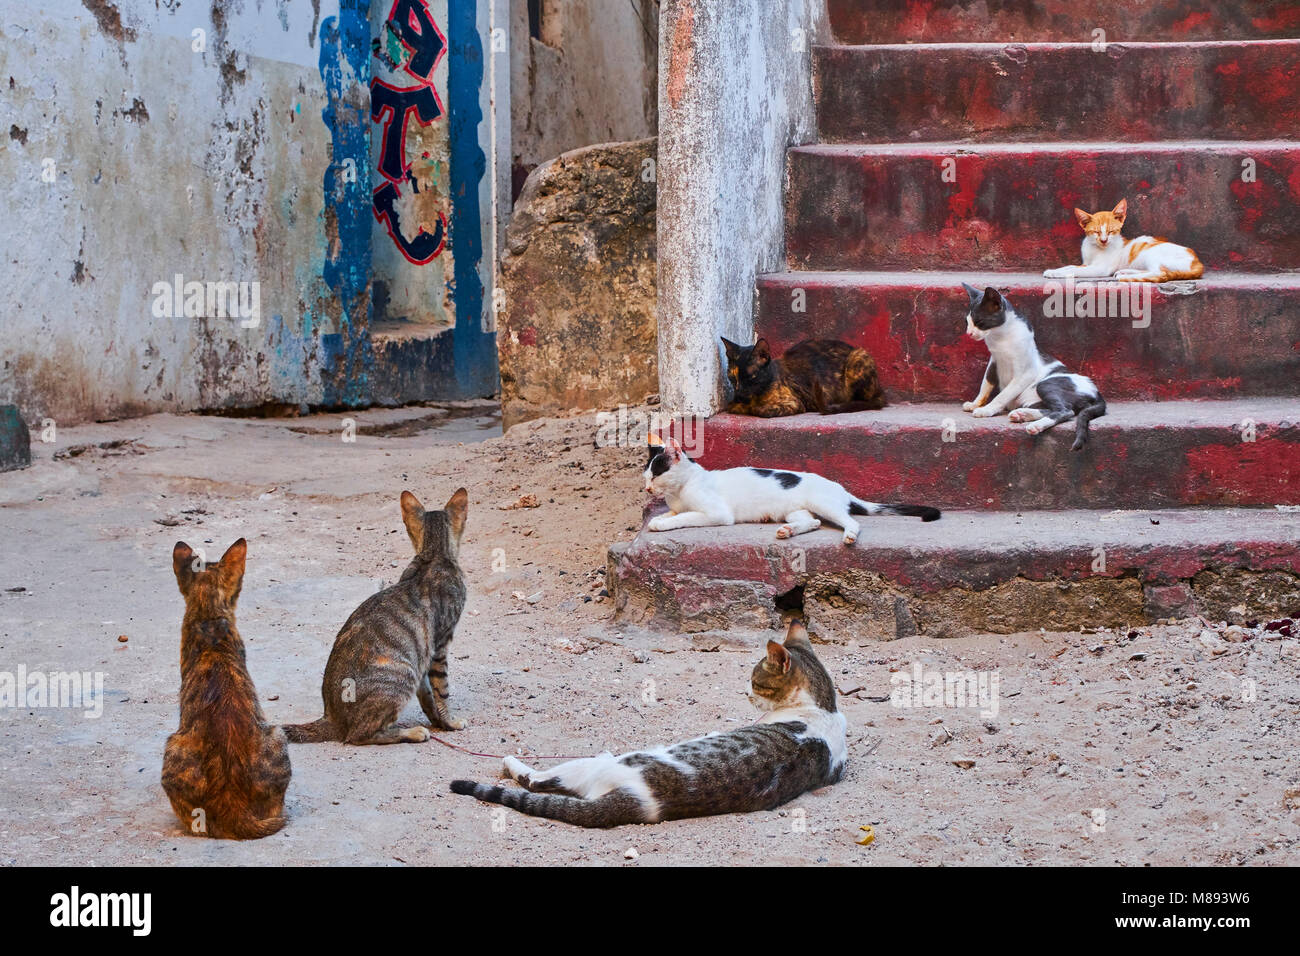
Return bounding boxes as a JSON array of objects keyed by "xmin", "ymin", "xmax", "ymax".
[{"xmin": 371, "ymin": 0, "xmax": 447, "ymax": 264}]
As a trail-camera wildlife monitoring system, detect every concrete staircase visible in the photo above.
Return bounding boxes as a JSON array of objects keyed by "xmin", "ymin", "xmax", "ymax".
[{"xmin": 610, "ymin": 0, "xmax": 1300, "ymax": 637}]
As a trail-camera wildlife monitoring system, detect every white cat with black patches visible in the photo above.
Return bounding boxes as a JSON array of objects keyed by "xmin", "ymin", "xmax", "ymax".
[
  {"xmin": 960, "ymin": 283, "xmax": 1106, "ymax": 451},
  {"xmin": 642, "ymin": 435, "xmax": 940, "ymax": 545}
]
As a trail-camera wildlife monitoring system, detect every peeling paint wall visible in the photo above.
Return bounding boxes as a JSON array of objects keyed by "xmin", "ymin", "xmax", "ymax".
[
  {"xmin": 369, "ymin": 0, "xmax": 453, "ymax": 332},
  {"xmin": 0, "ymin": 0, "xmax": 498, "ymax": 426},
  {"xmin": 0, "ymin": 1, "xmax": 343, "ymax": 423},
  {"xmin": 655, "ymin": 0, "xmax": 827, "ymax": 417},
  {"xmin": 507, "ymin": 0, "xmax": 658, "ymax": 195}
]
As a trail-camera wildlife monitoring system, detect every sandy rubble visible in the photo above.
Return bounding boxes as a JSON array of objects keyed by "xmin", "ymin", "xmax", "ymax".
[{"xmin": 0, "ymin": 402, "xmax": 1297, "ymax": 866}]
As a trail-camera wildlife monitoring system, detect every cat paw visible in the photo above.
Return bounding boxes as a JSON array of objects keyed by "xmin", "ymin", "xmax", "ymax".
[
  {"xmin": 1043, "ymin": 268, "xmax": 1070, "ymax": 279},
  {"xmin": 776, "ymin": 524, "xmax": 793, "ymax": 539},
  {"xmin": 962, "ymin": 401, "xmax": 977, "ymax": 413},
  {"xmin": 646, "ymin": 516, "xmax": 670, "ymax": 532},
  {"xmin": 1008, "ymin": 409, "xmax": 1033, "ymax": 423},
  {"xmin": 400, "ymin": 726, "xmax": 431, "ymax": 743},
  {"xmin": 842, "ymin": 532, "xmax": 857, "ymax": 546},
  {"xmin": 971, "ymin": 406, "xmax": 999, "ymax": 418},
  {"xmin": 1024, "ymin": 420, "xmax": 1049, "ymax": 435}
]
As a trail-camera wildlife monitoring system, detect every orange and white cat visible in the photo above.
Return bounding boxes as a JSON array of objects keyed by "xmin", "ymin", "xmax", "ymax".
[{"xmin": 1043, "ymin": 199, "xmax": 1203, "ymax": 282}]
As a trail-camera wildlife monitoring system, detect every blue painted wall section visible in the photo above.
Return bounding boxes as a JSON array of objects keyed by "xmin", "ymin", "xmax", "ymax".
[
  {"xmin": 447, "ymin": 0, "xmax": 498, "ymax": 398},
  {"xmin": 319, "ymin": 0, "xmax": 375, "ymax": 407},
  {"xmin": 315, "ymin": 0, "xmax": 497, "ymax": 407}
]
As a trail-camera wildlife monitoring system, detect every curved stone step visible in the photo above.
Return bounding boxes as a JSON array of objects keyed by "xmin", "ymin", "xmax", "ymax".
[
  {"xmin": 753, "ymin": 270, "xmax": 1300, "ymax": 401},
  {"xmin": 815, "ymin": 41, "xmax": 1300, "ymax": 144},
  {"xmin": 827, "ymin": 0, "xmax": 1300, "ymax": 44},
  {"xmin": 786, "ymin": 142, "xmax": 1300, "ymax": 272},
  {"xmin": 609, "ymin": 506, "xmax": 1300, "ymax": 636},
  {"xmin": 686, "ymin": 399, "xmax": 1300, "ymax": 510}
]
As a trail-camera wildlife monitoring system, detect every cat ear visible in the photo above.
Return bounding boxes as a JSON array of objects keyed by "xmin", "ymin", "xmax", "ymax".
[
  {"xmin": 1074, "ymin": 207, "xmax": 1091, "ymax": 229},
  {"xmin": 400, "ymin": 490, "xmax": 426, "ymax": 550},
  {"xmin": 666, "ymin": 436, "xmax": 684, "ymax": 459},
  {"xmin": 980, "ymin": 287, "xmax": 1004, "ymax": 312},
  {"xmin": 216, "ymin": 538, "xmax": 247, "ymax": 600},
  {"xmin": 766, "ymin": 640, "xmax": 792, "ymax": 674},
  {"xmin": 785, "ymin": 620, "xmax": 811, "ymax": 647},
  {"xmin": 720, "ymin": 337, "xmax": 740, "ymax": 360},
  {"xmin": 1112, "ymin": 198, "xmax": 1127, "ymax": 219},
  {"xmin": 444, "ymin": 487, "xmax": 468, "ymax": 539},
  {"xmin": 752, "ymin": 339, "xmax": 771, "ymax": 364},
  {"xmin": 961, "ymin": 282, "xmax": 982, "ymax": 304},
  {"xmin": 173, "ymin": 541, "xmax": 195, "ymax": 595}
]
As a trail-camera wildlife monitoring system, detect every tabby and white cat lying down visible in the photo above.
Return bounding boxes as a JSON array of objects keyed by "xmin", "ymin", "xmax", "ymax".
[
  {"xmin": 962, "ymin": 283, "xmax": 1106, "ymax": 451},
  {"xmin": 640, "ymin": 435, "xmax": 939, "ymax": 545},
  {"xmin": 450, "ymin": 621, "xmax": 845, "ymax": 828}
]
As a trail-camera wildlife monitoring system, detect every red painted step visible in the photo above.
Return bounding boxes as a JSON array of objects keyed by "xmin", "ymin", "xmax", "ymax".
[
  {"xmin": 689, "ymin": 400, "xmax": 1300, "ymax": 511},
  {"xmin": 753, "ymin": 271, "xmax": 1300, "ymax": 401},
  {"xmin": 814, "ymin": 41, "xmax": 1300, "ymax": 144},
  {"xmin": 827, "ymin": 0, "xmax": 1300, "ymax": 44},
  {"xmin": 786, "ymin": 142, "xmax": 1300, "ymax": 272},
  {"xmin": 610, "ymin": 508, "xmax": 1300, "ymax": 634}
]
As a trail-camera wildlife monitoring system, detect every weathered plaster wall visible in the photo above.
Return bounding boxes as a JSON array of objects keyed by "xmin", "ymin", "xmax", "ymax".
[
  {"xmin": 0, "ymin": 0, "xmax": 498, "ymax": 426},
  {"xmin": 507, "ymin": 0, "xmax": 657, "ymax": 194},
  {"xmin": 656, "ymin": 0, "xmax": 828, "ymax": 417},
  {"xmin": 498, "ymin": 137, "xmax": 657, "ymax": 429},
  {"xmin": 0, "ymin": 0, "xmax": 344, "ymax": 424}
]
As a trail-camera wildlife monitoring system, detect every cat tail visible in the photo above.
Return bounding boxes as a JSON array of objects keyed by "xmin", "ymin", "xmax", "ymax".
[
  {"xmin": 849, "ymin": 499, "xmax": 941, "ymax": 522},
  {"xmin": 1071, "ymin": 397, "xmax": 1107, "ymax": 452},
  {"xmin": 281, "ymin": 716, "xmax": 340, "ymax": 743},
  {"xmin": 449, "ymin": 780, "xmax": 651, "ymax": 829}
]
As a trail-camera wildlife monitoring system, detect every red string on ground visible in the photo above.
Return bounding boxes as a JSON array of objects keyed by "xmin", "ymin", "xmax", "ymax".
[{"xmin": 427, "ymin": 733, "xmax": 584, "ymax": 761}]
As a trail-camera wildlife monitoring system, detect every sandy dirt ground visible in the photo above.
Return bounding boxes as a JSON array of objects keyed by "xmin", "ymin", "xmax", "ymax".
[{"xmin": 1, "ymin": 402, "xmax": 1297, "ymax": 866}]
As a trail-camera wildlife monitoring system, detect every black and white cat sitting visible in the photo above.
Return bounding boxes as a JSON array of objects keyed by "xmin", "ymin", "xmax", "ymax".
[
  {"xmin": 643, "ymin": 436, "xmax": 939, "ymax": 545},
  {"xmin": 960, "ymin": 283, "xmax": 1106, "ymax": 451}
]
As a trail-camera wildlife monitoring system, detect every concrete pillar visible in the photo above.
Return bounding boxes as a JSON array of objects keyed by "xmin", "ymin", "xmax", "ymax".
[{"xmin": 655, "ymin": 0, "xmax": 827, "ymax": 417}]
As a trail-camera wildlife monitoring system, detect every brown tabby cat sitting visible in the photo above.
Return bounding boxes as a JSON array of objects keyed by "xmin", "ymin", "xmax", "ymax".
[
  {"xmin": 721, "ymin": 337, "xmax": 886, "ymax": 417},
  {"xmin": 162, "ymin": 539, "xmax": 292, "ymax": 839},
  {"xmin": 283, "ymin": 489, "xmax": 469, "ymax": 745}
]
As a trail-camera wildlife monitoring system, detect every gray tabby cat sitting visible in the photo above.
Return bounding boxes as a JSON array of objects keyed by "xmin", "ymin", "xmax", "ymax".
[
  {"xmin": 450, "ymin": 620, "xmax": 845, "ymax": 827},
  {"xmin": 283, "ymin": 489, "xmax": 469, "ymax": 745}
]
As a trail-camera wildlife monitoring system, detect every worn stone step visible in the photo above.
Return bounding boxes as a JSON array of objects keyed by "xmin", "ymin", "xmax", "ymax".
[
  {"xmin": 815, "ymin": 41, "xmax": 1300, "ymax": 144},
  {"xmin": 827, "ymin": 0, "xmax": 1300, "ymax": 44},
  {"xmin": 685, "ymin": 399, "xmax": 1300, "ymax": 510},
  {"xmin": 785, "ymin": 142, "xmax": 1300, "ymax": 272},
  {"xmin": 609, "ymin": 507, "xmax": 1300, "ymax": 636},
  {"xmin": 753, "ymin": 271, "xmax": 1300, "ymax": 401}
]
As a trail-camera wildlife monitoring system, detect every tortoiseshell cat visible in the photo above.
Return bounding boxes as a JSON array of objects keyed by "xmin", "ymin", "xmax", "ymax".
[
  {"xmin": 163, "ymin": 539, "xmax": 292, "ymax": 839},
  {"xmin": 450, "ymin": 621, "xmax": 846, "ymax": 828},
  {"xmin": 283, "ymin": 489, "xmax": 469, "ymax": 745},
  {"xmin": 722, "ymin": 337, "xmax": 886, "ymax": 417}
]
